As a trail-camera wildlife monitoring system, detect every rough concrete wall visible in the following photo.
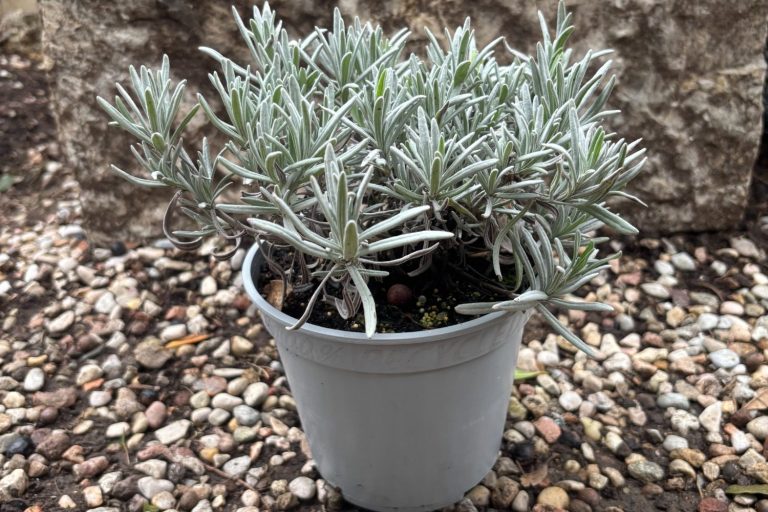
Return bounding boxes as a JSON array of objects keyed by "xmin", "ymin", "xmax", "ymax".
[
  {"xmin": 38, "ymin": 0, "xmax": 252, "ymax": 246},
  {"xmin": 0, "ymin": 0, "xmax": 36, "ymax": 16},
  {"xmin": 40, "ymin": 0, "xmax": 768, "ymax": 243},
  {"xmin": 344, "ymin": 0, "xmax": 768, "ymax": 232}
]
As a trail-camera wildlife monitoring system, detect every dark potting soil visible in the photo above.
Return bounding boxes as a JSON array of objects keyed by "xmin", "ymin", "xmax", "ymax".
[{"xmin": 254, "ymin": 248, "xmax": 512, "ymax": 333}]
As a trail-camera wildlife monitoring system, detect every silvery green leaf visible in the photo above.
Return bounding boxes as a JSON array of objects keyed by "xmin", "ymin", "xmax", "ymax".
[
  {"xmin": 361, "ymin": 231, "xmax": 453, "ymax": 255},
  {"xmin": 454, "ymin": 302, "xmax": 498, "ymax": 315},
  {"xmin": 347, "ymin": 265, "xmax": 377, "ymax": 338},
  {"xmin": 492, "ymin": 290, "xmax": 548, "ymax": 311}
]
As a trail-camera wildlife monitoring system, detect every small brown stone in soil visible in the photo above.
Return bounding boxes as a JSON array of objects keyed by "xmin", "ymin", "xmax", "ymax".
[{"xmin": 386, "ymin": 284, "xmax": 413, "ymax": 307}]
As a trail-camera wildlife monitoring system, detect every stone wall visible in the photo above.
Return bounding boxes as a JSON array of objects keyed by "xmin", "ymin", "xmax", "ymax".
[{"xmin": 40, "ymin": 0, "xmax": 768, "ymax": 244}]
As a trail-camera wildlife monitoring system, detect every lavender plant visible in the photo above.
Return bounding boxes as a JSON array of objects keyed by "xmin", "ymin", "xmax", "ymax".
[{"xmin": 97, "ymin": 2, "xmax": 646, "ymax": 352}]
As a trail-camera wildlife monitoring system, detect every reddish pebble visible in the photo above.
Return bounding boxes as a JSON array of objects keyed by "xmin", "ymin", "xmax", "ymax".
[
  {"xmin": 533, "ymin": 416, "xmax": 562, "ymax": 444},
  {"xmin": 173, "ymin": 389, "xmax": 191, "ymax": 408},
  {"xmin": 203, "ymin": 376, "xmax": 228, "ymax": 396},
  {"xmin": 73, "ymin": 456, "xmax": 110, "ymax": 480},
  {"xmin": 145, "ymin": 401, "xmax": 167, "ymax": 429},
  {"xmin": 386, "ymin": 284, "xmax": 413, "ymax": 307},
  {"xmin": 137, "ymin": 443, "xmax": 171, "ymax": 461},
  {"xmin": 165, "ymin": 305, "xmax": 187, "ymax": 320},
  {"xmin": 698, "ymin": 497, "xmax": 728, "ymax": 512}
]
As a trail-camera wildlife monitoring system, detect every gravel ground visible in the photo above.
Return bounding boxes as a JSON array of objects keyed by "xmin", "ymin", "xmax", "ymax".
[{"xmin": 4, "ymin": 48, "xmax": 768, "ymax": 512}]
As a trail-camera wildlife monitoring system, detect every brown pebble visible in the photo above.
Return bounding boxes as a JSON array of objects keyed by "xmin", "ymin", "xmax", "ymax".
[
  {"xmin": 745, "ymin": 352, "xmax": 765, "ymax": 372},
  {"xmin": 576, "ymin": 488, "xmax": 600, "ymax": 507},
  {"xmin": 642, "ymin": 332, "xmax": 664, "ymax": 347},
  {"xmin": 32, "ymin": 389, "xmax": 77, "ymax": 408},
  {"xmin": 177, "ymin": 489, "xmax": 201, "ymax": 511},
  {"xmin": 730, "ymin": 407, "xmax": 756, "ymax": 428},
  {"xmin": 137, "ymin": 443, "xmax": 171, "ymax": 461},
  {"xmin": 73, "ymin": 456, "xmax": 110, "ymax": 480},
  {"xmin": 28, "ymin": 460, "xmax": 48, "ymax": 477},
  {"xmin": 173, "ymin": 389, "xmax": 191, "ymax": 407},
  {"xmin": 570, "ymin": 499, "xmax": 593, "ymax": 512},
  {"xmin": 35, "ymin": 430, "xmax": 70, "ymax": 460},
  {"xmin": 642, "ymin": 483, "xmax": 664, "ymax": 496},
  {"xmin": 61, "ymin": 445, "xmax": 84, "ymax": 463},
  {"xmin": 38, "ymin": 406, "xmax": 59, "ymax": 425},
  {"xmin": 386, "ymin": 284, "xmax": 413, "ymax": 307},
  {"xmin": 75, "ymin": 334, "xmax": 100, "ymax": 354}
]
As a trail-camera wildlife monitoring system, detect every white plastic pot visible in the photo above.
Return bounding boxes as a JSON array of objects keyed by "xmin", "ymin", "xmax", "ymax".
[{"xmin": 242, "ymin": 245, "xmax": 530, "ymax": 512}]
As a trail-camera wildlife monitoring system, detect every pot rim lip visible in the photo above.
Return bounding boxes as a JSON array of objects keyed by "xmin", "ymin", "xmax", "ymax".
[{"xmin": 241, "ymin": 243, "xmax": 515, "ymax": 345}]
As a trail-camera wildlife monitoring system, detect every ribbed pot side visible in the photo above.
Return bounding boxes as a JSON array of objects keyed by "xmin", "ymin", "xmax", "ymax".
[{"xmin": 242, "ymin": 245, "xmax": 530, "ymax": 512}]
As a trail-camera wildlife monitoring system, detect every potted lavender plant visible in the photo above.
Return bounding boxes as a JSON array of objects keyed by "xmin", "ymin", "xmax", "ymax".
[{"xmin": 98, "ymin": 2, "xmax": 645, "ymax": 510}]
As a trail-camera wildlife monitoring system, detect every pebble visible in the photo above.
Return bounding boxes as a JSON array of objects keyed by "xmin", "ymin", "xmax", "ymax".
[
  {"xmin": 160, "ymin": 323, "xmax": 187, "ymax": 341},
  {"xmin": 627, "ymin": 460, "xmax": 665, "ymax": 483},
  {"xmin": 73, "ymin": 456, "xmax": 110, "ymax": 479},
  {"xmin": 211, "ymin": 393, "xmax": 243, "ymax": 410},
  {"xmin": 233, "ymin": 405, "xmax": 260, "ymax": 426},
  {"xmin": 731, "ymin": 237, "xmax": 761, "ymax": 259},
  {"xmin": 135, "ymin": 460, "xmax": 168, "ymax": 479},
  {"xmin": 134, "ymin": 339, "xmax": 172, "ymax": 369},
  {"xmin": 663, "ymin": 435, "xmax": 689, "ymax": 451},
  {"xmin": 512, "ymin": 490, "xmax": 530, "ymax": 512},
  {"xmin": 699, "ymin": 401, "xmax": 722, "ymax": 432},
  {"xmin": 208, "ymin": 408, "xmax": 231, "ymax": 425},
  {"xmin": 152, "ymin": 490, "xmax": 177, "ymax": 509},
  {"xmin": 190, "ymin": 390, "xmax": 211, "ymax": 409},
  {"xmin": 89, "ymin": 390, "xmax": 112, "ymax": 407},
  {"xmin": 698, "ymin": 497, "xmax": 728, "ymax": 512},
  {"xmin": 657, "ymin": 393, "xmax": 690, "ymax": 410},
  {"xmin": 154, "ymin": 420, "xmax": 191, "ymax": 445},
  {"xmin": 223, "ymin": 455, "xmax": 251, "ymax": 478},
  {"xmin": 244, "ymin": 382, "xmax": 270, "ymax": 407},
  {"xmin": 558, "ymin": 390, "xmax": 582, "ymax": 411},
  {"xmin": 200, "ymin": 276, "xmax": 218, "ymax": 296},
  {"xmin": 655, "ymin": 260, "xmax": 675, "ymax": 275},
  {"xmin": 231, "ymin": 336, "xmax": 254, "ymax": 356},
  {"xmin": 23, "ymin": 368, "xmax": 45, "ymax": 392},
  {"xmin": 58, "ymin": 495, "xmax": 77, "ymax": 509},
  {"xmin": 537, "ymin": 486, "xmax": 569, "ymax": 509},
  {"xmin": 669, "ymin": 459, "xmax": 696, "ymax": 479},
  {"xmin": 671, "ymin": 252, "xmax": 696, "ymax": 271},
  {"xmin": 534, "ymin": 416, "xmax": 561, "ymax": 443},
  {"xmin": 709, "ymin": 349, "xmax": 740, "ymax": 369},
  {"xmin": 95, "ymin": 292, "xmax": 117, "ymax": 314},
  {"xmin": 0, "ymin": 468, "xmax": 28, "ymax": 498},
  {"xmin": 145, "ymin": 401, "xmax": 168, "ymax": 429},
  {"xmin": 138, "ymin": 476, "xmax": 175, "ymax": 499},
  {"xmin": 48, "ymin": 310, "xmax": 75, "ymax": 334},
  {"xmin": 641, "ymin": 282, "xmax": 670, "ymax": 299},
  {"xmin": 289, "ymin": 476, "xmax": 317, "ymax": 500},
  {"xmin": 747, "ymin": 416, "xmax": 768, "ymax": 440},
  {"xmin": 106, "ymin": 422, "xmax": 130, "ymax": 438},
  {"xmin": 84, "ymin": 485, "xmax": 103, "ymax": 507}
]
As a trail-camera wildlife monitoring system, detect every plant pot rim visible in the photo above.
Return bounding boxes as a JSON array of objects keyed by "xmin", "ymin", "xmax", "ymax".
[{"xmin": 242, "ymin": 243, "xmax": 510, "ymax": 346}]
